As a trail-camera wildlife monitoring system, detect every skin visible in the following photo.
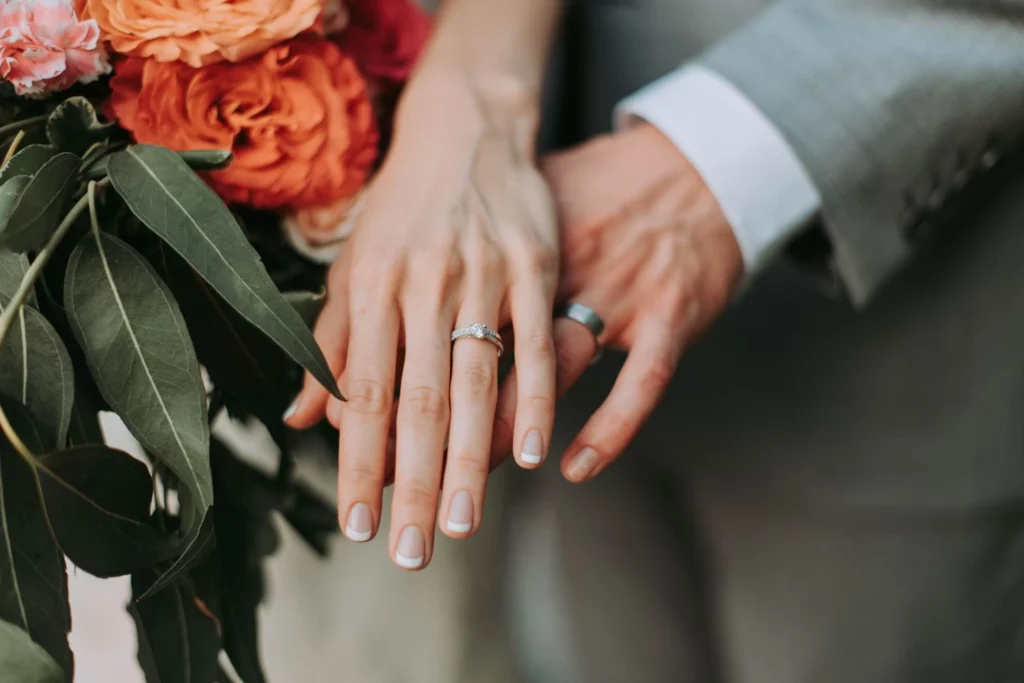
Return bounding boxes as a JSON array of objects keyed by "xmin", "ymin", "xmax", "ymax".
[
  {"xmin": 490, "ymin": 123, "xmax": 744, "ymax": 480},
  {"xmin": 286, "ymin": 0, "xmax": 567, "ymax": 570}
]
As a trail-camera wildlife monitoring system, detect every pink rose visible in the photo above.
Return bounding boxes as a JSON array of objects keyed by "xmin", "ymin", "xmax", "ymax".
[{"xmin": 0, "ymin": 0, "xmax": 110, "ymax": 97}]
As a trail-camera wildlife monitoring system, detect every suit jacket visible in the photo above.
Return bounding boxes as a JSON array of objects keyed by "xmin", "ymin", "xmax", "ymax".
[{"xmin": 551, "ymin": 0, "xmax": 1024, "ymax": 511}]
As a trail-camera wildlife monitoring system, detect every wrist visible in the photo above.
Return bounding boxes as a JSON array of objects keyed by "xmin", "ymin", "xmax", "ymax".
[{"xmin": 396, "ymin": 67, "xmax": 541, "ymax": 155}]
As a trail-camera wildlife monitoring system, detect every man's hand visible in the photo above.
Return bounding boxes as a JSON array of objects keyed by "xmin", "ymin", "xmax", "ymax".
[{"xmin": 491, "ymin": 123, "xmax": 744, "ymax": 481}]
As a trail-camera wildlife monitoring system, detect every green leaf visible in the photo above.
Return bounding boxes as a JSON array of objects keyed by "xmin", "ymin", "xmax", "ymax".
[
  {"xmin": 46, "ymin": 98, "xmax": 116, "ymax": 156},
  {"xmin": 65, "ymin": 381, "xmax": 104, "ymax": 447},
  {"xmin": 129, "ymin": 574, "xmax": 221, "ymax": 683},
  {"xmin": 64, "ymin": 232, "xmax": 212, "ymax": 523},
  {"xmin": 107, "ymin": 145, "xmax": 340, "ymax": 399},
  {"xmin": 0, "ymin": 619, "xmax": 65, "ymax": 683},
  {"xmin": 177, "ymin": 149, "xmax": 233, "ymax": 171},
  {"xmin": 0, "ymin": 400, "xmax": 72, "ymax": 680},
  {"xmin": 0, "ymin": 305, "xmax": 74, "ymax": 448},
  {"xmin": 284, "ymin": 289, "xmax": 325, "ymax": 330},
  {"xmin": 0, "ymin": 144, "xmax": 57, "ymax": 185},
  {"xmin": 160, "ymin": 250, "xmax": 293, "ymax": 426},
  {"xmin": 0, "ymin": 153, "xmax": 79, "ymax": 252},
  {"xmin": 137, "ymin": 510, "xmax": 215, "ymax": 602},
  {"xmin": 37, "ymin": 447, "xmax": 176, "ymax": 577},
  {"xmin": 86, "ymin": 149, "xmax": 233, "ymax": 182},
  {"xmin": 0, "ymin": 249, "xmax": 35, "ymax": 307},
  {"xmin": 0, "ymin": 176, "xmax": 30, "ymax": 227}
]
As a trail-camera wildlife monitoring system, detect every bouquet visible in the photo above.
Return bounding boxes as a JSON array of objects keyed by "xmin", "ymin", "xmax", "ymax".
[{"xmin": 0, "ymin": 0, "xmax": 430, "ymax": 680}]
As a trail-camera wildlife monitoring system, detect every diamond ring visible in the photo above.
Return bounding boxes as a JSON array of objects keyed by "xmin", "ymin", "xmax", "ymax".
[{"xmin": 451, "ymin": 323, "xmax": 504, "ymax": 357}]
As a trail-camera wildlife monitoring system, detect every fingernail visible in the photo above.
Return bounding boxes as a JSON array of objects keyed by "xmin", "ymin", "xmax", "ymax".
[
  {"xmin": 283, "ymin": 398, "xmax": 299, "ymax": 421},
  {"xmin": 520, "ymin": 429, "xmax": 544, "ymax": 465},
  {"xmin": 567, "ymin": 447, "xmax": 600, "ymax": 481},
  {"xmin": 446, "ymin": 491, "xmax": 474, "ymax": 533},
  {"xmin": 344, "ymin": 503, "xmax": 373, "ymax": 542},
  {"xmin": 395, "ymin": 526, "xmax": 425, "ymax": 569}
]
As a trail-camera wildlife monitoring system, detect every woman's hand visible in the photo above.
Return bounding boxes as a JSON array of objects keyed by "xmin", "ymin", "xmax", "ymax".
[
  {"xmin": 490, "ymin": 123, "xmax": 745, "ymax": 481},
  {"xmin": 286, "ymin": 73, "xmax": 559, "ymax": 570}
]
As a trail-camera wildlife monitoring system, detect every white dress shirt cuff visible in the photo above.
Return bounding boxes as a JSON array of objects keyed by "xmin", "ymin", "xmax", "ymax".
[{"xmin": 615, "ymin": 64, "xmax": 821, "ymax": 276}]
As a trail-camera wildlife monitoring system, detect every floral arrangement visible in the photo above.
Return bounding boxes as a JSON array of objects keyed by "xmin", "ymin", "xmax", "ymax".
[{"xmin": 0, "ymin": 0, "xmax": 429, "ymax": 680}]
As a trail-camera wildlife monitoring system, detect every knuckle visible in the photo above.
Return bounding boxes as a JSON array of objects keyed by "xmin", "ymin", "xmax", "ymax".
[
  {"xmin": 447, "ymin": 451, "xmax": 490, "ymax": 478},
  {"xmin": 519, "ymin": 331, "xmax": 556, "ymax": 362},
  {"xmin": 640, "ymin": 357, "xmax": 676, "ymax": 393},
  {"xmin": 464, "ymin": 239, "xmax": 506, "ymax": 276},
  {"xmin": 339, "ymin": 460, "xmax": 384, "ymax": 490},
  {"xmin": 395, "ymin": 481, "xmax": 439, "ymax": 510},
  {"xmin": 522, "ymin": 393, "xmax": 555, "ymax": 417},
  {"xmin": 351, "ymin": 250, "xmax": 403, "ymax": 293},
  {"xmin": 458, "ymin": 359, "xmax": 497, "ymax": 399},
  {"xmin": 555, "ymin": 335, "xmax": 588, "ymax": 371},
  {"xmin": 401, "ymin": 385, "xmax": 449, "ymax": 423},
  {"xmin": 517, "ymin": 245, "xmax": 558, "ymax": 279},
  {"xmin": 344, "ymin": 378, "xmax": 392, "ymax": 416}
]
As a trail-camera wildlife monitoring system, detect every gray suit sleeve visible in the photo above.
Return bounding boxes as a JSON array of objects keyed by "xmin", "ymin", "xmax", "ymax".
[{"xmin": 698, "ymin": 1, "xmax": 1024, "ymax": 305}]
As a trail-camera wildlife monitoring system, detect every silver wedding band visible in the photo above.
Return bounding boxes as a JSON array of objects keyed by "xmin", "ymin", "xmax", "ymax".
[
  {"xmin": 451, "ymin": 323, "xmax": 504, "ymax": 357},
  {"xmin": 559, "ymin": 302, "xmax": 605, "ymax": 363}
]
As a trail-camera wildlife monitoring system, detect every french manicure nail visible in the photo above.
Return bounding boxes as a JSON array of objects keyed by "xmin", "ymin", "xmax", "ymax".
[
  {"xmin": 395, "ymin": 526, "xmax": 425, "ymax": 569},
  {"xmin": 283, "ymin": 398, "xmax": 299, "ymax": 421},
  {"xmin": 567, "ymin": 447, "xmax": 600, "ymax": 481},
  {"xmin": 345, "ymin": 503, "xmax": 373, "ymax": 542},
  {"xmin": 521, "ymin": 429, "xmax": 544, "ymax": 465},
  {"xmin": 446, "ymin": 491, "xmax": 474, "ymax": 533}
]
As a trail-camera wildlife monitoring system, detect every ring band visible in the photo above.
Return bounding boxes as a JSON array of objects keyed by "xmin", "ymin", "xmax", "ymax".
[
  {"xmin": 451, "ymin": 323, "xmax": 504, "ymax": 357},
  {"xmin": 558, "ymin": 302, "xmax": 605, "ymax": 363}
]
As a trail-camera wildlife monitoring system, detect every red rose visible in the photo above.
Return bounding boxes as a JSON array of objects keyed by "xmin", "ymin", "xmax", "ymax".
[{"xmin": 336, "ymin": 0, "xmax": 431, "ymax": 85}]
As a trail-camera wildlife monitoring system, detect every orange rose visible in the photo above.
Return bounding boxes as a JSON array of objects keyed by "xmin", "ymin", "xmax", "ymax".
[
  {"xmin": 108, "ymin": 35, "xmax": 379, "ymax": 211},
  {"xmin": 77, "ymin": 0, "xmax": 323, "ymax": 67}
]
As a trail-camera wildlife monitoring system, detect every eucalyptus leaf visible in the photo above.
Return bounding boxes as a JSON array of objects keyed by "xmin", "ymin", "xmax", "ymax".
[
  {"xmin": 214, "ymin": 518, "xmax": 269, "ymax": 682},
  {"xmin": 0, "ymin": 175, "xmax": 30, "ymax": 227},
  {"xmin": 0, "ymin": 399, "xmax": 72, "ymax": 679},
  {"xmin": 160, "ymin": 251, "xmax": 292, "ymax": 426},
  {"xmin": 64, "ymin": 232, "xmax": 212, "ymax": 524},
  {"xmin": 0, "ymin": 249, "xmax": 34, "ymax": 306},
  {"xmin": 137, "ymin": 510, "xmax": 215, "ymax": 602},
  {"xmin": 37, "ymin": 447, "xmax": 176, "ymax": 577},
  {"xmin": 83, "ymin": 154, "xmax": 108, "ymax": 181},
  {"xmin": 284, "ymin": 289, "xmax": 326, "ymax": 330},
  {"xmin": 0, "ymin": 305, "xmax": 74, "ymax": 448},
  {"xmin": 129, "ymin": 574, "xmax": 221, "ymax": 683},
  {"xmin": 0, "ymin": 144, "xmax": 57, "ymax": 185},
  {"xmin": 0, "ymin": 619, "xmax": 65, "ymax": 683},
  {"xmin": 66, "ymin": 381, "xmax": 105, "ymax": 447},
  {"xmin": 0, "ymin": 153, "xmax": 78, "ymax": 252},
  {"xmin": 107, "ymin": 145, "xmax": 340, "ymax": 399},
  {"xmin": 46, "ymin": 97, "xmax": 116, "ymax": 156},
  {"xmin": 178, "ymin": 149, "xmax": 233, "ymax": 171}
]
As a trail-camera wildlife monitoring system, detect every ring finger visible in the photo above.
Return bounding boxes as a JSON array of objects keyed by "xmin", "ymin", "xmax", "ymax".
[{"xmin": 439, "ymin": 287, "xmax": 503, "ymax": 538}]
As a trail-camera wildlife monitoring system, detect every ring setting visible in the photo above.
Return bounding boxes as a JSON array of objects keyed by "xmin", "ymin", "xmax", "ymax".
[{"xmin": 451, "ymin": 323, "xmax": 504, "ymax": 357}]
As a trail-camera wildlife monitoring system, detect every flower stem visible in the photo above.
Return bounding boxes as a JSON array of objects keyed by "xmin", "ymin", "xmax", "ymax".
[
  {"xmin": 0, "ymin": 130, "xmax": 26, "ymax": 169},
  {"xmin": 0, "ymin": 114, "xmax": 49, "ymax": 141},
  {"xmin": 0, "ymin": 178, "xmax": 109, "ymax": 459}
]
